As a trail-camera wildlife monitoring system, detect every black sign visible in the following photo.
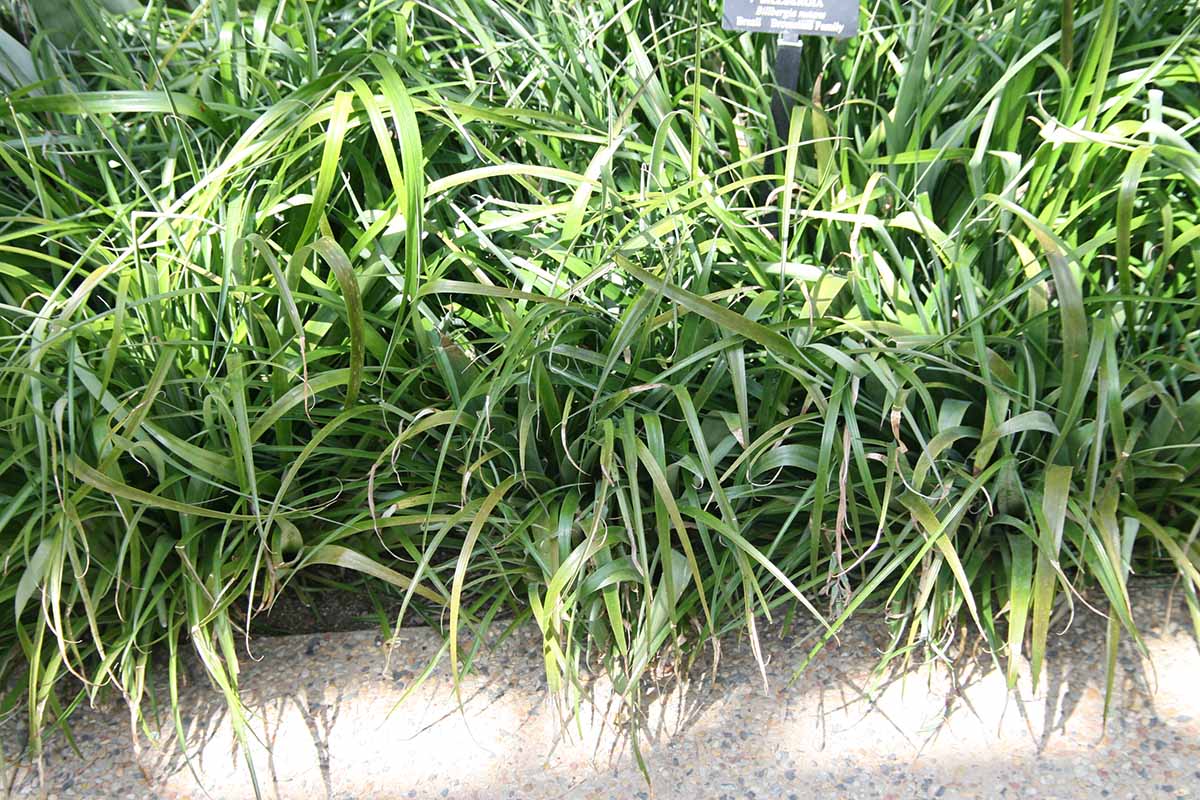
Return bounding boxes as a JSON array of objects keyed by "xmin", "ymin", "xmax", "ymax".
[{"xmin": 722, "ymin": 0, "xmax": 858, "ymax": 38}]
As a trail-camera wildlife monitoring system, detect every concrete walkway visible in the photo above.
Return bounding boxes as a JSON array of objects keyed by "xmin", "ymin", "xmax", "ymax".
[{"xmin": 3, "ymin": 587, "xmax": 1198, "ymax": 799}]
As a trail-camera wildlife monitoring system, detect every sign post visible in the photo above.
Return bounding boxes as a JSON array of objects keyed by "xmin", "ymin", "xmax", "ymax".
[
  {"xmin": 768, "ymin": 31, "xmax": 804, "ymax": 157},
  {"xmin": 722, "ymin": 0, "xmax": 859, "ymax": 239},
  {"xmin": 722, "ymin": 0, "xmax": 859, "ymax": 169}
]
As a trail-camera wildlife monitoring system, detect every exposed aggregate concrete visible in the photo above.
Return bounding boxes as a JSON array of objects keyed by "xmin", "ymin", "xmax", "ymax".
[{"xmin": 3, "ymin": 587, "xmax": 1197, "ymax": 799}]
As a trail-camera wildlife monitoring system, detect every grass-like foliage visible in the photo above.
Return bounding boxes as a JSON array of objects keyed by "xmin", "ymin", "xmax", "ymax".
[{"xmin": 2, "ymin": 0, "xmax": 1199, "ymax": 775}]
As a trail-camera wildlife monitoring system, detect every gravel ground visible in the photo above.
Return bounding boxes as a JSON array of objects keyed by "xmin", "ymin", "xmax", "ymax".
[{"xmin": 3, "ymin": 586, "xmax": 1198, "ymax": 799}]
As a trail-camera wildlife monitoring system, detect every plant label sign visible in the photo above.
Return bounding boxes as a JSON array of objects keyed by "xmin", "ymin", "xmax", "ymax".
[{"xmin": 722, "ymin": 0, "xmax": 858, "ymax": 38}]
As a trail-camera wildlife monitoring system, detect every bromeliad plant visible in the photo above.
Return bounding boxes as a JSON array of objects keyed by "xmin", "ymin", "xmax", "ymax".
[{"xmin": 1, "ymin": 0, "xmax": 1199, "ymax": 774}]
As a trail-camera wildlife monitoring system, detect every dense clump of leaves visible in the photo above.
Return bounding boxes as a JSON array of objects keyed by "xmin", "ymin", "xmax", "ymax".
[{"xmin": 1, "ymin": 0, "xmax": 1198, "ymax": 773}]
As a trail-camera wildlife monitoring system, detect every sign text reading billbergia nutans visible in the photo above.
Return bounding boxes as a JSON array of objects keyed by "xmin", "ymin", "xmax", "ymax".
[{"xmin": 722, "ymin": 0, "xmax": 858, "ymax": 38}]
